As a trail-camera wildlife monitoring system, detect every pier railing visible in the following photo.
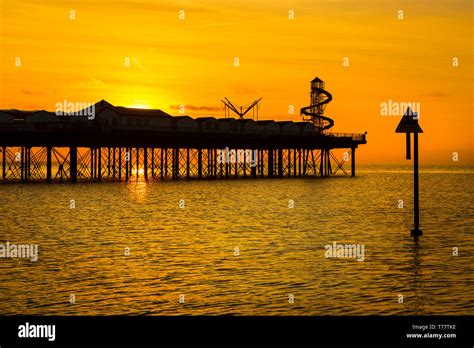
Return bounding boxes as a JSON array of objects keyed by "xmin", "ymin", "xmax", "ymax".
[{"xmin": 325, "ymin": 132, "xmax": 366, "ymax": 142}]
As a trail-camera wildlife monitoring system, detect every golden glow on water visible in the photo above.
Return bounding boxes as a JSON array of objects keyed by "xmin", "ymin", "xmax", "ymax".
[
  {"xmin": 0, "ymin": 166, "xmax": 473, "ymax": 315},
  {"xmin": 126, "ymin": 180, "xmax": 149, "ymax": 203}
]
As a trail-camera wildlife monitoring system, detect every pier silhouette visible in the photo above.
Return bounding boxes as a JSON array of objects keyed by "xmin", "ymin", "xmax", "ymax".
[{"xmin": 0, "ymin": 78, "xmax": 366, "ymax": 182}]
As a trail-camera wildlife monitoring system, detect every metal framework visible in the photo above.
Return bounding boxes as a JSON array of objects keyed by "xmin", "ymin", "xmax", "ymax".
[
  {"xmin": 0, "ymin": 146, "xmax": 357, "ymax": 182},
  {"xmin": 222, "ymin": 97, "xmax": 262, "ymax": 120}
]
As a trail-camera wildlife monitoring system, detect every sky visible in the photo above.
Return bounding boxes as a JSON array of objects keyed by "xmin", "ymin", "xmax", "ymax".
[{"xmin": 0, "ymin": 0, "xmax": 472, "ymax": 164}]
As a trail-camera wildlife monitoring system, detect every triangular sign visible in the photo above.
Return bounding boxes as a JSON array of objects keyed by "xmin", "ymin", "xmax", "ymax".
[{"xmin": 395, "ymin": 107, "xmax": 423, "ymax": 133}]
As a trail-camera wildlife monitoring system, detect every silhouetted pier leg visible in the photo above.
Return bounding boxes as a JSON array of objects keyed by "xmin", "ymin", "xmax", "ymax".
[
  {"xmin": 268, "ymin": 148, "xmax": 274, "ymax": 178},
  {"xmin": 90, "ymin": 148, "xmax": 94, "ymax": 180},
  {"xmin": 46, "ymin": 146, "xmax": 52, "ymax": 181},
  {"xmin": 197, "ymin": 149, "xmax": 202, "ymax": 178},
  {"xmin": 225, "ymin": 155, "xmax": 229, "ymax": 178},
  {"xmin": 164, "ymin": 148, "xmax": 168, "ymax": 178},
  {"xmin": 213, "ymin": 149, "xmax": 218, "ymax": 178},
  {"xmin": 70, "ymin": 146, "xmax": 77, "ymax": 182},
  {"xmin": 351, "ymin": 148, "xmax": 356, "ymax": 177},
  {"xmin": 302, "ymin": 149, "xmax": 307, "ymax": 176},
  {"xmin": 287, "ymin": 149, "xmax": 291, "ymax": 177},
  {"xmin": 20, "ymin": 147, "xmax": 24, "ymax": 182},
  {"xmin": 186, "ymin": 148, "xmax": 190, "ymax": 179},
  {"xmin": 251, "ymin": 150, "xmax": 257, "ymax": 178},
  {"xmin": 207, "ymin": 149, "xmax": 211, "ymax": 178},
  {"xmin": 25, "ymin": 147, "xmax": 30, "ymax": 181},
  {"xmin": 151, "ymin": 147, "xmax": 154, "ymax": 178},
  {"xmin": 325, "ymin": 150, "xmax": 328, "ymax": 176},
  {"xmin": 130, "ymin": 148, "xmax": 133, "ymax": 178},
  {"xmin": 112, "ymin": 147, "xmax": 116, "ymax": 179},
  {"xmin": 26, "ymin": 147, "xmax": 31, "ymax": 180},
  {"xmin": 327, "ymin": 150, "xmax": 332, "ymax": 176},
  {"xmin": 135, "ymin": 148, "xmax": 139, "ymax": 180},
  {"xmin": 160, "ymin": 148, "xmax": 164, "ymax": 179},
  {"xmin": 118, "ymin": 147, "xmax": 122, "ymax": 181},
  {"xmin": 2, "ymin": 146, "xmax": 6, "ymax": 180},
  {"xmin": 98, "ymin": 148, "xmax": 102, "ymax": 181},
  {"xmin": 144, "ymin": 147, "xmax": 148, "ymax": 180},
  {"xmin": 219, "ymin": 151, "xmax": 224, "ymax": 178},
  {"xmin": 278, "ymin": 149, "xmax": 283, "ymax": 177},
  {"xmin": 298, "ymin": 149, "xmax": 302, "ymax": 177},
  {"xmin": 234, "ymin": 149, "xmax": 238, "ymax": 178},
  {"xmin": 320, "ymin": 149, "xmax": 324, "ymax": 177},
  {"xmin": 172, "ymin": 148, "xmax": 178, "ymax": 180},
  {"xmin": 107, "ymin": 147, "xmax": 111, "ymax": 177},
  {"xmin": 293, "ymin": 149, "xmax": 297, "ymax": 177}
]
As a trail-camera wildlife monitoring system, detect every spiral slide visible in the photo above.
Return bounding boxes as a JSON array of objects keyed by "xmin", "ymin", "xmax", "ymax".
[{"xmin": 300, "ymin": 78, "xmax": 335, "ymax": 132}]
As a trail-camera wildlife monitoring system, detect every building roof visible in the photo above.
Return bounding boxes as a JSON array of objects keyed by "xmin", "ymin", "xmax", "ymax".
[
  {"xmin": 195, "ymin": 117, "xmax": 217, "ymax": 122},
  {"xmin": 311, "ymin": 77, "xmax": 323, "ymax": 83},
  {"xmin": 256, "ymin": 120, "xmax": 277, "ymax": 125},
  {"xmin": 112, "ymin": 106, "xmax": 171, "ymax": 118},
  {"xmin": 295, "ymin": 122, "xmax": 314, "ymax": 127}
]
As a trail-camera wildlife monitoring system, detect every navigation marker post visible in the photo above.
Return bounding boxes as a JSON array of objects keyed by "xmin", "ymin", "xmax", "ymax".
[{"xmin": 396, "ymin": 107, "xmax": 423, "ymax": 239}]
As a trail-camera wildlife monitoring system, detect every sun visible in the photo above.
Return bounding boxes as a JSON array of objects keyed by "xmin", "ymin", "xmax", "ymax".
[
  {"xmin": 131, "ymin": 168, "xmax": 145, "ymax": 176},
  {"xmin": 127, "ymin": 103, "xmax": 151, "ymax": 109}
]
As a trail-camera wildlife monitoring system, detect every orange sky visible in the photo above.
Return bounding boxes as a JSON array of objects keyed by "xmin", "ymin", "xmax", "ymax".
[{"xmin": 0, "ymin": 0, "xmax": 472, "ymax": 164}]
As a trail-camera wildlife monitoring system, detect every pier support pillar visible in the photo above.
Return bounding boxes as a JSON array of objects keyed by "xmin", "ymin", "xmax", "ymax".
[
  {"xmin": 268, "ymin": 148, "xmax": 274, "ymax": 178},
  {"xmin": 2, "ymin": 146, "xmax": 6, "ymax": 180},
  {"xmin": 198, "ymin": 149, "xmax": 202, "ymax": 178},
  {"xmin": 107, "ymin": 147, "xmax": 111, "ymax": 177},
  {"xmin": 70, "ymin": 146, "xmax": 77, "ymax": 182},
  {"xmin": 151, "ymin": 147, "xmax": 154, "ymax": 178},
  {"xmin": 118, "ymin": 148, "xmax": 122, "ymax": 181},
  {"xmin": 278, "ymin": 149, "xmax": 283, "ymax": 177},
  {"xmin": 160, "ymin": 148, "xmax": 164, "ymax": 179},
  {"xmin": 298, "ymin": 149, "xmax": 302, "ymax": 177},
  {"xmin": 320, "ymin": 149, "xmax": 324, "ymax": 177},
  {"xmin": 98, "ymin": 147, "xmax": 102, "ymax": 181},
  {"xmin": 186, "ymin": 148, "xmax": 190, "ymax": 179},
  {"xmin": 351, "ymin": 147, "xmax": 356, "ymax": 177},
  {"xmin": 172, "ymin": 148, "xmax": 179, "ymax": 180},
  {"xmin": 20, "ymin": 147, "xmax": 25, "ymax": 182},
  {"xmin": 144, "ymin": 147, "xmax": 148, "ymax": 180},
  {"xmin": 136, "ymin": 148, "xmax": 140, "ymax": 179},
  {"xmin": 251, "ymin": 149, "xmax": 257, "ymax": 178},
  {"xmin": 26, "ymin": 147, "xmax": 31, "ymax": 180},
  {"xmin": 125, "ymin": 148, "xmax": 129, "ymax": 181},
  {"xmin": 90, "ymin": 148, "xmax": 94, "ymax": 180}
]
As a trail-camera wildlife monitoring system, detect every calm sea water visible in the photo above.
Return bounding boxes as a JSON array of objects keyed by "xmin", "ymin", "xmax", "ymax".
[{"xmin": 0, "ymin": 165, "xmax": 473, "ymax": 315}]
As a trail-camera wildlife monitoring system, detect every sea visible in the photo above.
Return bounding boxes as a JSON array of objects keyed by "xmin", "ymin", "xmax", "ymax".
[{"xmin": 0, "ymin": 165, "xmax": 472, "ymax": 315}]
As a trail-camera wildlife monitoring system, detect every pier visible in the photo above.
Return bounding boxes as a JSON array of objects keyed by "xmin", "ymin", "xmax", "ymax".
[{"xmin": 0, "ymin": 78, "xmax": 367, "ymax": 183}]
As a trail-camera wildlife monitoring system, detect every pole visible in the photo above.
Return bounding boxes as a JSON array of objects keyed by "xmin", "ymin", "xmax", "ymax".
[
  {"xmin": 411, "ymin": 132, "xmax": 422, "ymax": 238},
  {"xmin": 351, "ymin": 148, "xmax": 356, "ymax": 177}
]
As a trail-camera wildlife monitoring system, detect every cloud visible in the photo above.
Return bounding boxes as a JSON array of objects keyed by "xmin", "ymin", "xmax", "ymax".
[
  {"xmin": 420, "ymin": 92, "xmax": 449, "ymax": 98},
  {"xmin": 21, "ymin": 89, "xmax": 45, "ymax": 95},
  {"xmin": 170, "ymin": 104, "xmax": 221, "ymax": 112}
]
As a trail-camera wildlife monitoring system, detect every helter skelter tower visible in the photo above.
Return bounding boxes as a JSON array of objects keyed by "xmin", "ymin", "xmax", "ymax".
[{"xmin": 300, "ymin": 77, "xmax": 335, "ymax": 132}]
